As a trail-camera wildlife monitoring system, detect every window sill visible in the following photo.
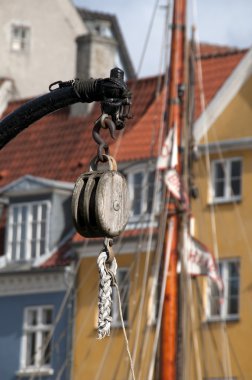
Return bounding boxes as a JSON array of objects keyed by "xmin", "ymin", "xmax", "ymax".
[
  {"xmin": 203, "ymin": 315, "xmax": 239, "ymax": 324},
  {"xmin": 112, "ymin": 322, "xmax": 129, "ymax": 328},
  {"xmin": 208, "ymin": 197, "xmax": 241, "ymax": 205},
  {"xmin": 16, "ymin": 368, "xmax": 54, "ymax": 377},
  {"xmin": 126, "ymin": 217, "xmax": 158, "ymax": 230}
]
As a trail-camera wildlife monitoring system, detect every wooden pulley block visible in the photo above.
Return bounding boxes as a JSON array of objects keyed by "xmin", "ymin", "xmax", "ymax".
[{"xmin": 71, "ymin": 155, "xmax": 129, "ymax": 238}]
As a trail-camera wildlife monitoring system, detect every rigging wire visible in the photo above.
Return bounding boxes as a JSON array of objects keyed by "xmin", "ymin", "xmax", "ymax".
[
  {"xmin": 190, "ymin": 0, "xmax": 234, "ymax": 378},
  {"xmin": 127, "ymin": 7, "xmax": 174, "ymax": 378},
  {"xmin": 31, "ymin": 1, "xmax": 172, "ymax": 377},
  {"xmin": 183, "ymin": 226, "xmax": 203, "ymax": 380},
  {"xmin": 136, "ymin": 3, "xmax": 173, "ymax": 376},
  {"xmin": 28, "ymin": 260, "xmax": 81, "ymax": 380},
  {"xmin": 194, "ymin": 278, "xmax": 229, "ymax": 377},
  {"xmin": 147, "ymin": 214, "xmax": 173, "ymax": 380},
  {"xmin": 72, "ymin": 198, "xmax": 157, "ymax": 378}
]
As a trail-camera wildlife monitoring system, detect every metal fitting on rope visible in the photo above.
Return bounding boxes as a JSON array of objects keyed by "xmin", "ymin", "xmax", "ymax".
[{"xmin": 92, "ymin": 115, "xmax": 116, "ymax": 161}]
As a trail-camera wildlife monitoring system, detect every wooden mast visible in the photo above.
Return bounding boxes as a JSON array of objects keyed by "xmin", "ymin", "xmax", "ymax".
[{"xmin": 161, "ymin": 0, "xmax": 186, "ymax": 379}]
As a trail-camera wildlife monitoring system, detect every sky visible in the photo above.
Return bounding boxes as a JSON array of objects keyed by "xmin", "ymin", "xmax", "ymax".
[{"xmin": 74, "ymin": 0, "xmax": 252, "ymax": 78}]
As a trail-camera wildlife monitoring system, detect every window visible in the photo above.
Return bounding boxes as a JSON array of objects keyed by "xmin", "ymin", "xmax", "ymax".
[
  {"xmin": 7, "ymin": 201, "xmax": 50, "ymax": 261},
  {"xmin": 128, "ymin": 169, "xmax": 157, "ymax": 218},
  {"xmin": 11, "ymin": 24, "xmax": 30, "ymax": 52},
  {"xmin": 211, "ymin": 158, "xmax": 242, "ymax": 202},
  {"xmin": 20, "ymin": 306, "xmax": 53, "ymax": 374},
  {"xmin": 206, "ymin": 259, "xmax": 240, "ymax": 321},
  {"xmin": 112, "ymin": 268, "xmax": 129, "ymax": 326}
]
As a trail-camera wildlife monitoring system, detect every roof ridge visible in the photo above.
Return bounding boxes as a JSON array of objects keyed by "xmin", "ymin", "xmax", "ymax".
[{"xmin": 196, "ymin": 47, "xmax": 248, "ymax": 60}]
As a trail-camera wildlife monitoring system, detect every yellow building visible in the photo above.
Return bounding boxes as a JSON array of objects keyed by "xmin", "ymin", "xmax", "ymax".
[{"xmin": 190, "ymin": 46, "xmax": 252, "ymax": 379}]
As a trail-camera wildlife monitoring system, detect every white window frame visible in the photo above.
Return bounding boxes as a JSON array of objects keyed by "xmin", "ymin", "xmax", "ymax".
[
  {"xmin": 211, "ymin": 157, "xmax": 242, "ymax": 203},
  {"xmin": 206, "ymin": 259, "xmax": 240, "ymax": 322},
  {"xmin": 6, "ymin": 200, "xmax": 50, "ymax": 262},
  {"xmin": 10, "ymin": 23, "xmax": 30, "ymax": 52},
  {"xmin": 126, "ymin": 165, "xmax": 160, "ymax": 227},
  {"xmin": 19, "ymin": 306, "xmax": 54, "ymax": 376},
  {"xmin": 112, "ymin": 268, "xmax": 130, "ymax": 327}
]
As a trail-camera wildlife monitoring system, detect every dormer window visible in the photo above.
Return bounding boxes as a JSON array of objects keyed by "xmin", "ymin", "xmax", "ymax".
[
  {"xmin": 10, "ymin": 24, "xmax": 30, "ymax": 52},
  {"xmin": 6, "ymin": 201, "xmax": 50, "ymax": 261}
]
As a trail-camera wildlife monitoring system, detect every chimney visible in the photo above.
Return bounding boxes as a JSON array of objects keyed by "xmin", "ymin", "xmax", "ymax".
[{"xmin": 71, "ymin": 32, "xmax": 117, "ymax": 116}]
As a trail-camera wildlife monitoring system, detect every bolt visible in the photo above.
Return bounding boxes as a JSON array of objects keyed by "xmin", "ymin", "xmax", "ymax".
[{"xmin": 113, "ymin": 200, "xmax": 120, "ymax": 211}]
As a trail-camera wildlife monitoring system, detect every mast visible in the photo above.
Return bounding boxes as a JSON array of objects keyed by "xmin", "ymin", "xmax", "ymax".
[{"xmin": 161, "ymin": 0, "xmax": 186, "ymax": 379}]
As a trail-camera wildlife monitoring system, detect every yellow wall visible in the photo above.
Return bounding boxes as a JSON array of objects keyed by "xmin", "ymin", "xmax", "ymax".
[{"xmin": 190, "ymin": 74, "xmax": 252, "ymax": 378}]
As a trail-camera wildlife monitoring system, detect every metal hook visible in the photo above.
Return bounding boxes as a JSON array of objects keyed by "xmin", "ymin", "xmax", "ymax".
[{"xmin": 92, "ymin": 115, "xmax": 116, "ymax": 161}]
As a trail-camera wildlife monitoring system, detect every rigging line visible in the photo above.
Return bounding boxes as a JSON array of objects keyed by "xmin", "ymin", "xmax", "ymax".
[
  {"xmin": 40, "ymin": 293, "xmax": 74, "ymax": 380},
  {"xmin": 187, "ymin": 285, "xmax": 202, "ymax": 380},
  {"xmin": 194, "ymin": 278, "xmax": 225, "ymax": 377},
  {"xmin": 136, "ymin": 194, "xmax": 169, "ymax": 377},
  {"xmin": 224, "ymin": 326, "xmax": 246, "ymax": 380},
  {"xmin": 128, "ymin": 174, "xmax": 166, "ymax": 378},
  {"xmin": 31, "ymin": 249, "xmax": 95, "ymax": 380},
  {"xmin": 128, "ymin": 21, "xmax": 173, "ymax": 380},
  {"xmin": 62, "ymin": 267, "xmax": 131, "ymax": 380},
  {"xmin": 195, "ymin": 159, "xmax": 248, "ymax": 378},
  {"xmin": 187, "ymin": 273, "xmax": 203, "ymax": 379},
  {"xmin": 74, "ymin": 260, "xmax": 136, "ymax": 380},
  {"xmin": 113, "ymin": 0, "xmax": 166, "ymax": 162},
  {"xmin": 195, "ymin": 132, "xmax": 252, "ymax": 272},
  {"xmin": 191, "ymin": 1, "xmax": 234, "ymax": 378},
  {"xmin": 74, "ymin": 196, "xmax": 161, "ymax": 378},
  {"xmin": 136, "ymin": 3, "xmax": 174, "ymax": 375},
  {"xmin": 114, "ymin": 281, "xmax": 136, "ymax": 380},
  {"xmin": 147, "ymin": 215, "xmax": 173, "ymax": 380},
  {"xmin": 58, "ymin": 284, "xmax": 131, "ymax": 380},
  {"xmin": 74, "ymin": 37, "xmax": 168, "ymax": 376},
  {"xmin": 137, "ymin": 206, "xmax": 169, "ymax": 380},
  {"xmin": 28, "ymin": 259, "xmax": 80, "ymax": 380},
  {"xmin": 191, "ymin": 177, "xmax": 238, "ymax": 376},
  {"xmin": 136, "ymin": 0, "xmax": 161, "ymax": 77},
  {"xmin": 182, "ymin": 226, "xmax": 204, "ymax": 380},
  {"xmin": 93, "ymin": 269, "xmax": 133, "ymax": 380},
  {"xmin": 202, "ymin": 142, "xmax": 252, "ymax": 271}
]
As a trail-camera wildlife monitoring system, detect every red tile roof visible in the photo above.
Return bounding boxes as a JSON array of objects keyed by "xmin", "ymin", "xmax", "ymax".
[
  {"xmin": 0, "ymin": 44, "xmax": 248, "ymax": 267},
  {"xmin": 194, "ymin": 48, "xmax": 247, "ymax": 118}
]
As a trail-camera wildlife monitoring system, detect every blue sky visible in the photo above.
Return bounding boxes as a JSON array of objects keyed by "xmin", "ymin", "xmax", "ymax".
[{"xmin": 74, "ymin": 0, "xmax": 252, "ymax": 77}]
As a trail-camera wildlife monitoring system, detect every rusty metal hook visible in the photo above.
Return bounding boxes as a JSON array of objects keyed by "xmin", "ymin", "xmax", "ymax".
[{"xmin": 92, "ymin": 114, "xmax": 116, "ymax": 161}]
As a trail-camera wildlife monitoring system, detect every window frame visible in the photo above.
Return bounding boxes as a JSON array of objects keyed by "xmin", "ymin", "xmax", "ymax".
[
  {"xmin": 206, "ymin": 259, "xmax": 240, "ymax": 322},
  {"xmin": 6, "ymin": 200, "xmax": 51, "ymax": 262},
  {"xmin": 19, "ymin": 305, "xmax": 54, "ymax": 375},
  {"xmin": 10, "ymin": 23, "xmax": 31, "ymax": 52},
  {"xmin": 211, "ymin": 157, "xmax": 242, "ymax": 203},
  {"xmin": 112, "ymin": 267, "xmax": 130, "ymax": 328}
]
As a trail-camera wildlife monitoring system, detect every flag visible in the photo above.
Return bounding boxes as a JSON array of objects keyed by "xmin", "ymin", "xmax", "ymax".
[
  {"xmin": 164, "ymin": 169, "xmax": 181, "ymax": 200},
  {"xmin": 157, "ymin": 127, "xmax": 174, "ymax": 170},
  {"xmin": 170, "ymin": 123, "xmax": 178, "ymax": 168},
  {"xmin": 185, "ymin": 234, "xmax": 223, "ymax": 293}
]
